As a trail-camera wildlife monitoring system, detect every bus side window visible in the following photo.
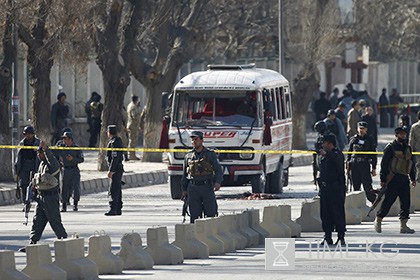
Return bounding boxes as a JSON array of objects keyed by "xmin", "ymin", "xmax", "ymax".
[
  {"xmin": 275, "ymin": 88, "xmax": 282, "ymax": 120},
  {"xmin": 285, "ymin": 90, "xmax": 292, "ymax": 118},
  {"xmin": 270, "ymin": 89, "xmax": 278, "ymax": 121}
]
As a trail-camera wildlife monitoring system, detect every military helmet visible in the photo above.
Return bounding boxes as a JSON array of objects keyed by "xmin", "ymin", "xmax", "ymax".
[
  {"xmin": 314, "ymin": 121, "xmax": 327, "ymax": 134},
  {"xmin": 23, "ymin": 125, "xmax": 35, "ymax": 135}
]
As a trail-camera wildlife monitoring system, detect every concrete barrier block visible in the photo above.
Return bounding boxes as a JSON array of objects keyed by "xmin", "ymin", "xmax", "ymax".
[
  {"xmin": 217, "ymin": 216, "xmax": 236, "ymax": 253},
  {"xmin": 87, "ymin": 235, "xmax": 123, "ymax": 275},
  {"xmin": 278, "ymin": 205, "xmax": 301, "ymax": 238},
  {"xmin": 53, "ymin": 238, "xmax": 99, "ymax": 280},
  {"xmin": 195, "ymin": 219, "xmax": 225, "ymax": 255},
  {"xmin": 237, "ymin": 212, "xmax": 260, "ymax": 247},
  {"xmin": 260, "ymin": 206, "xmax": 291, "ymax": 238},
  {"xmin": 144, "ymin": 227, "xmax": 183, "ymax": 265},
  {"xmin": 226, "ymin": 214, "xmax": 249, "ymax": 249},
  {"xmin": 352, "ymin": 191, "xmax": 376, "ymax": 222},
  {"xmin": 117, "ymin": 232, "xmax": 154, "ymax": 269},
  {"xmin": 172, "ymin": 224, "xmax": 209, "ymax": 259},
  {"xmin": 0, "ymin": 250, "xmax": 31, "ymax": 280},
  {"xmin": 244, "ymin": 209, "xmax": 269, "ymax": 245},
  {"xmin": 345, "ymin": 193, "xmax": 363, "ymax": 225},
  {"xmin": 22, "ymin": 244, "xmax": 67, "ymax": 280},
  {"xmin": 295, "ymin": 200, "xmax": 323, "ymax": 232}
]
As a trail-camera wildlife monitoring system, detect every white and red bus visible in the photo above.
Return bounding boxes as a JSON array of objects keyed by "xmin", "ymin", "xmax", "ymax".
[{"xmin": 166, "ymin": 64, "xmax": 293, "ymax": 199}]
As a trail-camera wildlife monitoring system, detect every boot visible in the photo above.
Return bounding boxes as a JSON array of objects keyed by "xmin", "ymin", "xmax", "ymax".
[
  {"xmin": 73, "ymin": 201, "xmax": 78, "ymax": 212},
  {"xmin": 400, "ymin": 219, "xmax": 415, "ymax": 234},
  {"xmin": 335, "ymin": 233, "xmax": 345, "ymax": 246},
  {"xmin": 320, "ymin": 233, "xmax": 333, "ymax": 245},
  {"xmin": 61, "ymin": 203, "xmax": 67, "ymax": 212},
  {"xmin": 18, "ymin": 240, "xmax": 36, "ymax": 253},
  {"xmin": 374, "ymin": 216, "xmax": 382, "ymax": 233}
]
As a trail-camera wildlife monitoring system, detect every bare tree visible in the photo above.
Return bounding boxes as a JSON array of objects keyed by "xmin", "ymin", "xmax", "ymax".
[
  {"xmin": 354, "ymin": 0, "xmax": 420, "ymax": 60},
  {"xmin": 284, "ymin": 0, "xmax": 344, "ymax": 149},
  {"xmin": 0, "ymin": 0, "xmax": 17, "ymax": 181},
  {"xmin": 16, "ymin": 0, "xmax": 91, "ymax": 144}
]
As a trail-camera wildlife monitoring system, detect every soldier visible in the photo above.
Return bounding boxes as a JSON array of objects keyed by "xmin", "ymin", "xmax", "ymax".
[
  {"xmin": 59, "ymin": 132, "xmax": 84, "ymax": 212},
  {"xmin": 105, "ymin": 125, "xmax": 124, "ymax": 216},
  {"xmin": 127, "ymin": 95, "xmax": 142, "ymax": 160},
  {"xmin": 346, "ymin": 121, "xmax": 377, "ymax": 203},
  {"xmin": 317, "ymin": 134, "xmax": 346, "ymax": 245},
  {"xmin": 51, "ymin": 92, "xmax": 70, "ymax": 145},
  {"xmin": 181, "ymin": 131, "xmax": 223, "ymax": 223},
  {"xmin": 374, "ymin": 126, "xmax": 416, "ymax": 234},
  {"xmin": 18, "ymin": 141, "xmax": 67, "ymax": 252},
  {"xmin": 15, "ymin": 126, "xmax": 40, "ymax": 202},
  {"xmin": 312, "ymin": 121, "xmax": 327, "ymax": 187}
]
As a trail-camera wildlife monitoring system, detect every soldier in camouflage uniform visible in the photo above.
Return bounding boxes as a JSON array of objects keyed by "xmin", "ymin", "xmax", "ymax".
[{"xmin": 181, "ymin": 131, "xmax": 223, "ymax": 223}]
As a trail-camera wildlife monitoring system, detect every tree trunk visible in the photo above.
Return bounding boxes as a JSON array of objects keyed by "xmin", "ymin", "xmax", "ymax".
[
  {"xmin": 142, "ymin": 86, "xmax": 166, "ymax": 162},
  {"xmin": 0, "ymin": 5, "xmax": 16, "ymax": 182},
  {"xmin": 291, "ymin": 64, "xmax": 320, "ymax": 150}
]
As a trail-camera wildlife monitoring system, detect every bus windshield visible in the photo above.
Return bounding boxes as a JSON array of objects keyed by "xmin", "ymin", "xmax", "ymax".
[{"xmin": 173, "ymin": 91, "xmax": 261, "ymax": 127}]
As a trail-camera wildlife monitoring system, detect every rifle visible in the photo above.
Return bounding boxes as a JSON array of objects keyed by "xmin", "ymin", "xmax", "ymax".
[
  {"xmin": 16, "ymin": 174, "xmax": 21, "ymax": 200},
  {"xmin": 367, "ymin": 173, "xmax": 394, "ymax": 217},
  {"xmin": 181, "ymin": 196, "xmax": 189, "ymax": 223},
  {"xmin": 23, "ymin": 172, "xmax": 35, "ymax": 226}
]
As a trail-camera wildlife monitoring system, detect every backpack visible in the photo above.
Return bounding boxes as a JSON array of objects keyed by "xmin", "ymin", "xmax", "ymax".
[{"xmin": 33, "ymin": 168, "xmax": 60, "ymax": 190}]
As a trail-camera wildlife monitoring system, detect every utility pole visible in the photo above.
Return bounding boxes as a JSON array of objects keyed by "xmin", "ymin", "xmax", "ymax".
[{"xmin": 278, "ymin": 0, "xmax": 284, "ymax": 74}]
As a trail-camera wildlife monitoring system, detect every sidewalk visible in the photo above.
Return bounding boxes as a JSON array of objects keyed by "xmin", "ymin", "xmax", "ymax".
[
  {"xmin": 0, "ymin": 151, "xmax": 168, "ymax": 206},
  {"xmin": 0, "ymin": 127, "xmax": 396, "ymax": 206}
]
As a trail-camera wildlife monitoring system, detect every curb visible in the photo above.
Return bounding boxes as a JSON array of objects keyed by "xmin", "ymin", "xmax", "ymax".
[{"xmin": 0, "ymin": 170, "xmax": 168, "ymax": 206}]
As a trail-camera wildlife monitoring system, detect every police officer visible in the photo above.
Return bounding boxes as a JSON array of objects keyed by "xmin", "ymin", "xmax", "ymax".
[
  {"xmin": 105, "ymin": 125, "xmax": 124, "ymax": 216},
  {"xmin": 181, "ymin": 131, "xmax": 223, "ymax": 223},
  {"xmin": 19, "ymin": 140, "xmax": 67, "ymax": 252},
  {"xmin": 15, "ymin": 126, "xmax": 40, "ymax": 201},
  {"xmin": 346, "ymin": 121, "xmax": 377, "ymax": 203},
  {"xmin": 317, "ymin": 134, "xmax": 346, "ymax": 245},
  {"xmin": 59, "ymin": 132, "xmax": 84, "ymax": 212},
  {"xmin": 374, "ymin": 126, "xmax": 416, "ymax": 234},
  {"xmin": 312, "ymin": 121, "xmax": 327, "ymax": 187}
]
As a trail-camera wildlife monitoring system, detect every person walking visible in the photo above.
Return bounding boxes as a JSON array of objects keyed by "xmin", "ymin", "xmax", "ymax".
[
  {"xmin": 18, "ymin": 140, "xmax": 67, "ymax": 252},
  {"xmin": 105, "ymin": 125, "xmax": 124, "ymax": 216},
  {"xmin": 59, "ymin": 132, "xmax": 84, "ymax": 212},
  {"xmin": 374, "ymin": 126, "xmax": 416, "ymax": 234},
  {"xmin": 317, "ymin": 134, "xmax": 346, "ymax": 245},
  {"xmin": 15, "ymin": 126, "xmax": 40, "ymax": 202},
  {"xmin": 51, "ymin": 92, "xmax": 70, "ymax": 145},
  {"xmin": 346, "ymin": 121, "xmax": 377, "ymax": 204},
  {"xmin": 127, "ymin": 95, "xmax": 142, "ymax": 160},
  {"xmin": 181, "ymin": 131, "xmax": 223, "ymax": 223}
]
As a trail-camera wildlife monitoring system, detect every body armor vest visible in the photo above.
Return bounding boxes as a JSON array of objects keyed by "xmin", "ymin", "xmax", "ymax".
[
  {"xmin": 187, "ymin": 152, "xmax": 214, "ymax": 177},
  {"xmin": 390, "ymin": 146, "xmax": 412, "ymax": 175}
]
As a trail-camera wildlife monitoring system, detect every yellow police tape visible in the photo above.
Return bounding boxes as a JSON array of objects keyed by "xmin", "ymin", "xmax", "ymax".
[{"xmin": 2, "ymin": 144, "xmax": 420, "ymax": 156}]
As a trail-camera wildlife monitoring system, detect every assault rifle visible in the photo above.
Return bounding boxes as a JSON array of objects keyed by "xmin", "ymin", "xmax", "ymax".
[
  {"xmin": 181, "ymin": 196, "xmax": 189, "ymax": 223},
  {"xmin": 23, "ymin": 172, "xmax": 35, "ymax": 226},
  {"xmin": 367, "ymin": 173, "xmax": 394, "ymax": 217}
]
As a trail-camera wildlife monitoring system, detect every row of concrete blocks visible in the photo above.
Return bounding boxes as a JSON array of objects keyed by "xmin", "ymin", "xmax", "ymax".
[
  {"xmin": 1, "ymin": 206, "xmax": 303, "ymax": 280},
  {"xmin": 295, "ymin": 188, "xmax": 420, "ymax": 232},
  {"xmin": 0, "ymin": 171, "xmax": 168, "ymax": 206}
]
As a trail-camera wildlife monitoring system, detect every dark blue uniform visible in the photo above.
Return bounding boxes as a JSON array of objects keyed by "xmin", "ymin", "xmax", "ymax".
[
  {"xmin": 347, "ymin": 133, "xmax": 377, "ymax": 203},
  {"xmin": 181, "ymin": 147, "xmax": 223, "ymax": 223},
  {"xmin": 107, "ymin": 135, "xmax": 124, "ymax": 214},
  {"xmin": 15, "ymin": 137, "xmax": 40, "ymax": 201},
  {"xmin": 319, "ymin": 148, "xmax": 346, "ymax": 240}
]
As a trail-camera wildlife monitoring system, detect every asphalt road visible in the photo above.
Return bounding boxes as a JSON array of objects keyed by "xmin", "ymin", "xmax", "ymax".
[{"xmin": 1, "ymin": 163, "xmax": 420, "ymax": 280}]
